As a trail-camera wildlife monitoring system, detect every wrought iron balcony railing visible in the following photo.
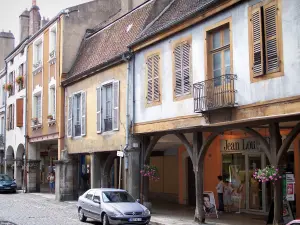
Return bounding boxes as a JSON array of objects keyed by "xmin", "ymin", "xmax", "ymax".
[{"xmin": 193, "ymin": 74, "xmax": 237, "ymax": 113}]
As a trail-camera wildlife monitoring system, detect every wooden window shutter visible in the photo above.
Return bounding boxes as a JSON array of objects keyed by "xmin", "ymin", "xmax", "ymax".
[
  {"xmin": 174, "ymin": 45, "xmax": 182, "ymax": 96},
  {"xmin": 251, "ymin": 7, "xmax": 264, "ymax": 77},
  {"xmin": 146, "ymin": 56, "xmax": 153, "ymax": 103},
  {"xmin": 12, "ymin": 104, "xmax": 14, "ymax": 129},
  {"xmin": 6, "ymin": 106, "xmax": 10, "ymax": 130},
  {"xmin": 81, "ymin": 91, "xmax": 86, "ymax": 136},
  {"xmin": 96, "ymin": 87, "xmax": 101, "ymax": 133},
  {"xmin": 263, "ymin": 1, "xmax": 279, "ymax": 73},
  {"xmin": 67, "ymin": 96, "xmax": 73, "ymax": 137},
  {"xmin": 182, "ymin": 42, "xmax": 191, "ymax": 94},
  {"xmin": 112, "ymin": 80, "xmax": 120, "ymax": 131},
  {"xmin": 153, "ymin": 55, "xmax": 160, "ymax": 101},
  {"xmin": 16, "ymin": 98, "xmax": 24, "ymax": 127}
]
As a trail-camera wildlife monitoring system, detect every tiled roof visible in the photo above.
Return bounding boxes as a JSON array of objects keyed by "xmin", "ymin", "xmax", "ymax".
[
  {"xmin": 133, "ymin": 0, "xmax": 225, "ymax": 46},
  {"xmin": 67, "ymin": 0, "xmax": 155, "ymax": 80}
]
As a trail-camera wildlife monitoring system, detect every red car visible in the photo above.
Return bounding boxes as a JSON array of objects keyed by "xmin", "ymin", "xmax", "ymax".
[{"xmin": 286, "ymin": 220, "xmax": 300, "ymax": 225}]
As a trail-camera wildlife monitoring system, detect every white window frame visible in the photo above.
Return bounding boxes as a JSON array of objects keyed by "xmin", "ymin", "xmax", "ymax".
[
  {"xmin": 32, "ymin": 85, "xmax": 43, "ymax": 125},
  {"xmin": 0, "ymin": 116, "xmax": 4, "ymax": 135},
  {"xmin": 48, "ymin": 78, "xmax": 56, "ymax": 119},
  {"xmin": 49, "ymin": 23, "xmax": 57, "ymax": 60},
  {"xmin": 97, "ymin": 79, "xmax": 119, "ymax": 134},
  {"xmin": 33, "ymin": 35, "xmax": 44, "ymax": 69}
]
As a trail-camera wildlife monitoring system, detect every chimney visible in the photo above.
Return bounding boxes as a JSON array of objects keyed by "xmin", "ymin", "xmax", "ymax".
[
  {"xmin": 19, "ymin": 8, "xmax": 30, "ymax": 42},
  {"xmin": 40, "ymin": 17, "xmax": 50, "ymax": 29},
  {"xmin": 29, "ymin": 0, "xmax": 41, "ymax": 36},
  {"xmin": 0, "ymin": 31, "xmax": 15, "ymax": 69}
]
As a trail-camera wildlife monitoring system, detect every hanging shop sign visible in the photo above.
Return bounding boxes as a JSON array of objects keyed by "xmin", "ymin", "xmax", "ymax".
[
  {"xmin": 286, "ymin": 173, "xmax": 295, "ymax": 201},
  {"xmin": 220, "ymin": 137, "xmax": 269, "ymax": 152}
]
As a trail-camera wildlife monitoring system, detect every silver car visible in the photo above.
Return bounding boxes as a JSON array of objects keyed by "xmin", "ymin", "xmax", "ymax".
[{"xmin": 77, "ymin": 188, "xmax": 151, "ymax": 225}]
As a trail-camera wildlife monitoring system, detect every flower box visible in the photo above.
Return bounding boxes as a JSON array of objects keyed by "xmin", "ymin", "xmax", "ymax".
[
  {"xmin": 31, "ymin": 118, "xmax": 39, "ymax": 125},
  {"xmin": 4, "ymin": 83, "xmax": 13, "ymax": 91},
  {"xmin": 140, "ymin": 164, "xmax": 160, "ymax": 182},
  {"xmin": 253, "ymin": 165, "xmax": 282, "ymax": 184}
]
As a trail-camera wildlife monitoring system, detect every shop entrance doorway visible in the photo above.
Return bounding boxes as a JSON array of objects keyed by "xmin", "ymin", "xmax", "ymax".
[
  {"xmin": 222, "ymin": 152, "xmax": 271, "ymax": 213},
  {"xmin": 187, "ymin": 158, "xmax": 196, "ymax": 206}
]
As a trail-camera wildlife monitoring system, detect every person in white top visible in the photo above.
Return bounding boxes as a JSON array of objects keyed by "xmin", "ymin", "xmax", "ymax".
[{"xmin": 216, "ymin": 175, "xmax": 224, "ymax": 212}]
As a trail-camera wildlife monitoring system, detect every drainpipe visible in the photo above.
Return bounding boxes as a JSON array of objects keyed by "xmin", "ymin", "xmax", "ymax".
[
  {"xmin": 23, "ymin": 44, "xmax": 29, "ymax": 193},
  {"xmin": 3, "ymin": 64, "xmax": 7, "ymax": 174}
]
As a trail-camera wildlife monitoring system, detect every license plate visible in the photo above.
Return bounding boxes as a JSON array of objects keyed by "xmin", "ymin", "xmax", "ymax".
[
  {"xmin": 129, "ymin": 218, "xmax": 142, "ymax": 222},
  {"xmin": 4, "ymin": 187, "xmax": 11, "ymax": 189}
]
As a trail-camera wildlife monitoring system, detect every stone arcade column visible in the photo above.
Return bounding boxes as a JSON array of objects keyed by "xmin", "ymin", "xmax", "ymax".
[
  {"xmin": 126, "ymin": 148, "xmax": 140, "ymax": 200},
  {"xmin": 15, "ymin": 159, "xmax": 23, "ymax": 189},
  {"xmin": 27, "ymin": 143, "xmax": 40, "ymax": 192},
  {"xmin": 90, "ymin": 153, "xmax": 101, "ymax": 189},
  {"xmin": 55, "ymin": 150, "xmax": 78, "ymax": 201}
]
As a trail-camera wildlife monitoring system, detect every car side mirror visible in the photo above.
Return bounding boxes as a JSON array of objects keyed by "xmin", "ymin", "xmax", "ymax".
[
  {"xmin": 94, "ymin": 198, "xmax": 100, "ymax": 204},
  {"xmin": 136, "ymin": 199, "xmax": 140, "ymax": 203}
]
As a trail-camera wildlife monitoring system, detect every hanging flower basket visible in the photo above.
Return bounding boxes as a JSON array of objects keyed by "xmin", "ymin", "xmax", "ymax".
[
  {"xmin": 253, "ymin": 165, "xmax": 282, "ymax": 184},
  {"xmin": 16, "ymin": 76, "xmax": 24, "ymax": 85},
  {"xmin": 140, "ymin": 164, "xmax": 160, "ymax": 182},
  {"xmin": 4, "ymin": 83, "xmax": 13, "ymax": 91}
]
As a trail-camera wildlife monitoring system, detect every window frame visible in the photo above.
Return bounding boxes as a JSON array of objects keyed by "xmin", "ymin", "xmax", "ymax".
[
  {"xmin": 204, "ymin": 17, "xmax": 233, "ymax": 81},
  {"xmin": 73, "ymin": 92, "xmax": 82, "ymax": 137},
  {"xmin": 172, "ymin": 35, "xmax": 193, "ymax": 102},
  {"xmin": 144, "ymin": 50, "xmax": 162, "ymax": 107},
  {"xmin": 248, "ymin": 0, "xmax": 283, "ymax": 83},
  {"xmin": 49, "ymin": 23, "xmax": 57, "ymax": 60},
  {"xmin": 33, "ymin": 35, "xmax": 44, "ymax": 69},
  {"xmin": 32, "ymin": 85, "xmax": 43, "ymax": 126},
  {"xmin": 48, "ymin": 78, "xmax": 56, "ymax": 120}
]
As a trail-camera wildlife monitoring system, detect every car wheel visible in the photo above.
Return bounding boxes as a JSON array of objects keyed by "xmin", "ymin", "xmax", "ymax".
[
  {"xmin": 78, "ymin": 207, "xmax": 87, "ymax": 222},
  {"xmin": 102, "ymin": 213, "xmax": 110, "ymax": 225}
]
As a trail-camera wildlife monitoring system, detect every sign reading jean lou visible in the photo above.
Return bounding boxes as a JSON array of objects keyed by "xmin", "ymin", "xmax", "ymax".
[{"xmin": 221, "ymin": 137, "xmax": 269, "ymax": 152}]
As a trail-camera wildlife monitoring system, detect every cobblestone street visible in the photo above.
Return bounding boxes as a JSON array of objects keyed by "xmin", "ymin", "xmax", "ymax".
[{"xmin": 0, "ymin": 192, "xmax": 100, "ymax": 225}]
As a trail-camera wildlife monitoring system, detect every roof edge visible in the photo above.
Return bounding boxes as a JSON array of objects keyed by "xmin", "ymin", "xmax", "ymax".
[{"xmin": 5, "ymin": 37, "xmax": 29, "ymax": 62}]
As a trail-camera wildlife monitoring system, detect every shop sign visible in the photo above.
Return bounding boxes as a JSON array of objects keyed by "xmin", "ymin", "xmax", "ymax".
[
  {"xmin": 286, "ymin": 173, "xmax": 295, "ymax": 201},
  {"xmin": 221, "ymin": 137, "xmax": 268, "ymax": 152}
]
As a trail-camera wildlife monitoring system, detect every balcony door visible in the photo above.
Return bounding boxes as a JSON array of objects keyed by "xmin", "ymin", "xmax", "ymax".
[{"xmin": 207, "ymin": 24, "xmax": 234, "ymax": 109}]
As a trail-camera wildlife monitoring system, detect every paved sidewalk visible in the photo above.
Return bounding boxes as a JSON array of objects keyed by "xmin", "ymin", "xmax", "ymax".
[{"xmin": 149, "ymin": 201, "xmax": 266, "ymax": 225}]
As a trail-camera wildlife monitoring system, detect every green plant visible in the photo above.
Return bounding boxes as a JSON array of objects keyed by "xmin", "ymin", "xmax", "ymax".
[
  {"xmin": 16, "ymin": 76, "xmax": 24, "ymax": 85},
  {"xmin": 253, "ymin": 165, "xmax": 282, "ymax": 184}
]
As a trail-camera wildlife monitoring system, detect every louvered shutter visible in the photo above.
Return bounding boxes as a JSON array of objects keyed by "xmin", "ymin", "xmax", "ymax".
[
  {"xmin": 182, "ymin": 42, "xmax": 191, "ymax": 94},
  {"xmin": 153, "ymin": 55, "xmax": 160, "ymax": 101},
  {"xmin": 264, "ymin": 1, "xmax": 279, "ymax": 73},
  {"xmin": 81, "ymin": 91, "xmax": 86, "ymax": 136},
  {"xmin": 112, "ymin": 80, "xmax": 119, "ymax": 131},
  {"xmin": 146, "ymin": 56, "xmax": 153, "ymax": 103},
  {"xmin": 6, "ymin": 106, "xmax": 9, "ymax": 130},
  {"xmin": 251, "ymin": 7, "xmax": 264, "ymax": 77},
  {"xmin": 96, "ymin": 87, "xmax": 101, "ymax": 133},
  {"xmin": 174, "ymin": 45, "xmax": 182, "ymax": 96},
  {"xmin": 12, "ymin": 104, "xmax": 14, "ymax": 129},
  {"xmin": 67, "ymin": 96, "xmax": 73, "ymax": 137}
]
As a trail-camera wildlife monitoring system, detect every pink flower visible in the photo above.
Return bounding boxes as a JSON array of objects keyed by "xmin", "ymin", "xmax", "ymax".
[
  {"xmin": 275, "ymin": 178, "xmax": 277, "ymax": 181},
  {"xmin": 279, "ymin": 176, "xmax": 282, "ymax": 179},
  {"xmin": 269, "ymin": 176, "xmax": 272, "ymax": 179}
]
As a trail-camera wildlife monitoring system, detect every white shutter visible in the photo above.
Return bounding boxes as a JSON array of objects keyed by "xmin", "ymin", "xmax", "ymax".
[
  {"xmin": 182, "ymin": 42, "xmax": 191, "ymax": 94},
  {"xmin": 174, "ymin": 45, "xmax": 182, "ymax": 96},
  {"xmin": 146, "ymin": 57, "xmax": 153, "ymax": 103},
  {"xmin": 112, "ymin": 80, "xmax": 119, "ymax": 131},
  {"xmin": 67, "ymin": 96, "xmax": 73, "ymax": 137},
  {"xmin": 96, "ymin": 87, "xmax": 101, "ymax": 133},
  {"xmin": 81, "ymin": 91, "xmax": 86, "ymax": 136},
  {"xmin": 153, "ymin": 55, "xmax": 160, "ymax": 101}
]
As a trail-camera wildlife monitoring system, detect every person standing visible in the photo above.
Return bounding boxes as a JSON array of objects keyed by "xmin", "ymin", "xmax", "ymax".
[
  {"xmin": 223, "ymin": 180, "xmax": 233, "ymax": 212},
  {"xmin": 47, "ymin": 172, "xmax": 55, "ymax": 194},
  {"xmin": 216, "ymin": 175, "xmax": 224, "ymax": 212}
]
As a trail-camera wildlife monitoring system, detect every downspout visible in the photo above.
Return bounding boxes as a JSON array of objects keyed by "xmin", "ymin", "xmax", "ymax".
[
  {"xmin": 24, "ymin": 43, "xmax": 29, "ymax": 193},
  {"xmin": 3, "ymin": 65, "xmax": 7, "ymax": 174}
]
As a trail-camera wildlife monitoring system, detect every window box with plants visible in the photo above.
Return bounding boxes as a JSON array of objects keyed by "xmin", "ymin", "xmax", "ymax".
[
  {"xmin": 16, "ymin": 76, "xmax": 24, "ymax": 90},
  {"xmin": 31, "ymin": 118, "xmax": 40, "ymax": 126},
  {"xmin": 4, "ymin": 83, "xmax": 13, "ymax": 95}
]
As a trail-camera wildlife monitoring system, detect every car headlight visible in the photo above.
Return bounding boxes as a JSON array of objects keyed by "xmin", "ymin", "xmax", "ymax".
[
  {"xmin": 143, "ymin": 209, "xmax": 150, "ymax": 216},
  {"xmin": 11, "ymin": 183, "xmax": 17, "ymax": 186},
  {"xmin": 108, "ymin": 210, "xmax": 123, "ymax": 217}
]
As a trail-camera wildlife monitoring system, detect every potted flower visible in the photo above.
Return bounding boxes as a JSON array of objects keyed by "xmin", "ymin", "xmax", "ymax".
[
  {"xmin": 47, "ymin": 115, "xmax": 54, "ymax": 120},
  {"xmin": 4, "ymin": 83, "xmax": 12, "ymax": 92},
  {"xmin": 32, "ymin": 117, "xmax": 39, "ymax": 125},
  {"xmin": 253, "ymin": 165, "xmax": 282, "ymax": 184},
  {"xmin": 140, "ymin": 164, "xmax": 160, "ymax": 182},
  {"xmin": 16, "ymin": 76, "xmax": 24, "ymax": 87}
]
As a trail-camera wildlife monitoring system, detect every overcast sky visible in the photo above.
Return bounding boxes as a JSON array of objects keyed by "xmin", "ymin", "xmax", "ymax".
[{"xmin": 0, "ymin": 0, "xmax": 92, "ymax": 44}]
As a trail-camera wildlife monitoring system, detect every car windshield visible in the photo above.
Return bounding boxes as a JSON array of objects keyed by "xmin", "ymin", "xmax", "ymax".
[
  {"xmin": 0, "ymin": 175, "xmax": 12, "ymax": 181},
  {"xmin": 102, "ymin": 191, "xmax": 135, "ymax": 203}
]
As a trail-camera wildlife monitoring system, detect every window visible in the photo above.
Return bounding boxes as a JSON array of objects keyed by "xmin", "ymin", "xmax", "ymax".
[
  {"xmin": 48, "ymin": 86, "xmax": 56, "ymax": 119},
  {"xmin": 96, "ymin": 80, "xmax": 119, "ymax": 133},
  {"xmin": 102, "ymin": 191, "xmax": 135, "ymax": 203},
  {"xmin": 146, "ymin": 53, "xmax": 161, "ymax": 106},
  {"xmin": 7, "ymin": 104, "xmax": 14, "ymax": 130},
  {"xmin": 33, "ymin": 94, "xmax": 42, "ymax": 124},
  {"xmin": 249, "ymin": 0, "xmax": 283, "ymax": 80},
  {"xmin": 208, "ymin": 25, "xmax": 231, "ymax": 86},
  {"xmin": 49, "ymin": 25, "xmax": 57, "ymax": 59},
  {"xmin": 1, "ymin": 117, "xmax": 4, "ymax": 134},
  {"xmin": 173, "ymin": 38, "xmax": 192, "ymax": 100},
  {"xmin": 33, "ymin": 38, "xmax": 43, "ymax": 68},
  {"xmin": 19, "ymin": 64, "xmax": 24, "ymax": 76},
  {"xmin": 17, "ymin": 64, "xmax": 24, "ymax": 91},
  {"xmin": 8, "ymin": 72, "xmax": 15, "ymax": 96},
  {"xmin": 1, "ymin": 80, "xmax": 5, "ymax": 106},
  {"xmin": 85, "ymin": 190, "xmax": 95, "ymax": 200},
  {"xmin": 67, "ymin": 91, "xmax": 86, "ymax": 138}
]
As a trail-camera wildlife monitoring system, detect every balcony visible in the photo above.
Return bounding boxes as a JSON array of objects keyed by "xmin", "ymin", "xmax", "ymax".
[{"xmin": 193, "ymin": 74, "xmax": 237, "ymax": 113}]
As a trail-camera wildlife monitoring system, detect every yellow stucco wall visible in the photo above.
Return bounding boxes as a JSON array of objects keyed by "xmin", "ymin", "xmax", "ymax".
[
  {"xmin": 27, "ymin": 20, "xmax": 62, "ymax": 139},
  {"xmin": 65, "ymin": 63, "xmax": 127, "ymax": 154}
]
